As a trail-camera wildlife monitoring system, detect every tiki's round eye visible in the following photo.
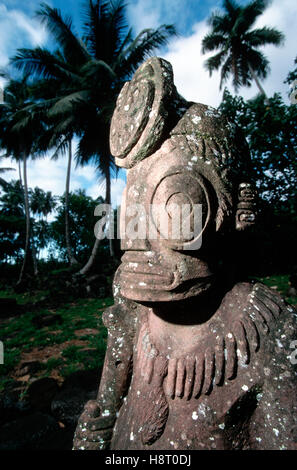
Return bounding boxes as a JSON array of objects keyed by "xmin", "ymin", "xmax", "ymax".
[{"xmin": 150, "ymin": 172, "xmax": 210, "ymax": 248}]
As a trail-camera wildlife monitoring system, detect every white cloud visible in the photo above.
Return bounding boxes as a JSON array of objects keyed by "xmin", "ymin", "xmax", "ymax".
[
  {"xmin": 127, "ymin": 0, "xmax": 185, "ymax": 34},
  {"xmin": 0, "ymin": 3, "xmax": 47, "ymax": 74},
  {"xmin": 127, "ymin": 0, "xmax": 211, "ymax": 36}
]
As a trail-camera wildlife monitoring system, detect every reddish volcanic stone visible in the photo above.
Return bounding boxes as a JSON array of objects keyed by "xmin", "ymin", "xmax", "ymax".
[{"xmin": 73, "ymin": 58, "xmax": 297, "ymax": 451}]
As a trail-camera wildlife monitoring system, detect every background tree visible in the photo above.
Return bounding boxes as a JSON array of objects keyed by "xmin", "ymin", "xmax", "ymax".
[
  {"xmin": 219, "ymin": 88, "xmax": 297, "ymax": 274},
  {"xmin": 0, "ymin": 180, "xmax": 26, "ymax": 264},
  {"xmin": 11, "ymin": 0, "xmax": 176, "ymax": 266},
  {"xmin": 201, "ymin": 0, "xmax": 284, "ymax": 95},
  {"xmin": 50, "ymin": 189, "xmax": 105, "ymax": 263},
  {"xmin": 0, "ymin": 76, "xmax": 47, "ymax": 284},
  {"xmin": 285, "ymin": 55, "xmax": 297, "ymax": 86}
]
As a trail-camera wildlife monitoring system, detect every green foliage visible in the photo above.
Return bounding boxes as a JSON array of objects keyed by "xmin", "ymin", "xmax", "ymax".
[
  {"xmin": 285, "ymin": 56, "xmax": 297, "ymax": 86},
  {"xmin": 0, "ymin": 180, "xmax": 25, "ymax": 262},
  {"xmin": 49, "ymin": 189, "xmax": 105, "ymax": 262},
  {"xmin": 0, "ymin": 180, "xmax": 57, "ymax": 265},
  {"xmin": 219, "ymin": 89, "xmax": 297, "ymax": 218}
]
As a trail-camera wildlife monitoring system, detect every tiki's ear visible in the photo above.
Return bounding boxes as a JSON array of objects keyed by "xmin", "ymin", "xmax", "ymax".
[
  {"xmin": 109, "ymin": 57, "xmax": 175, "ymax": 169},
  {"xmin": 235, "ymin": 183, "xmax": 257, "ymax": 231}
]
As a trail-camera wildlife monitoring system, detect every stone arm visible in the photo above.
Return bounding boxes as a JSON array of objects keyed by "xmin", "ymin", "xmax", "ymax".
[{"xmin": 73, "ymin": 300, "xmax": 137, "ymax": 450}]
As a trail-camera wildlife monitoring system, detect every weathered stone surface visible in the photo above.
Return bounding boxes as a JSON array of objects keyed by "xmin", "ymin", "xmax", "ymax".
[{"xmin": 73, "ymin": 57, "xmax": 297, "ymax": 451}]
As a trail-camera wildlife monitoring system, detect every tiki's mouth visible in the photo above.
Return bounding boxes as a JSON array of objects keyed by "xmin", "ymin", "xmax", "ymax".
[{"xmin": 120, "ymin": 251, "xmax": 176, "ymax": 290}]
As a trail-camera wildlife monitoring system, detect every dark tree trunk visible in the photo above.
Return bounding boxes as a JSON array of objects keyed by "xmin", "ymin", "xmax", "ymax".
[
  {"xmin": 79, "ymin": 167, "xmax": 114, "ymax": 276},
  {"xmin": 17, "ymin": 153, "xmax": 31, "ymax": 284},
  {"xmin": 65, "ymin": 139, "xmax": 78, "ymax": 266},
  {"xmin": 248, "ymin": 63, "xmax": 267, "ymax": 98}
]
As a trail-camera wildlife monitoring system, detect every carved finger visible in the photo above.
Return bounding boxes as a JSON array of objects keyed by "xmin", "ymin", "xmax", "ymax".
[
  {"xmin": 78, "ymin": 400, "xmax": 101, "ymax": 422},
  {"xmin": 184, "ymin": 356, "xmax": 195, "ymax": 400},
  {"xmin": 74, "ymin": 427, "xmax": 113, "ymax": 443}
]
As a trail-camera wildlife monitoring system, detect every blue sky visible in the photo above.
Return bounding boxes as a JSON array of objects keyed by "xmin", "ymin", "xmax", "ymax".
[{"xmin": 0, "ymin": 0, "xmax": 296, "ymax": 205}]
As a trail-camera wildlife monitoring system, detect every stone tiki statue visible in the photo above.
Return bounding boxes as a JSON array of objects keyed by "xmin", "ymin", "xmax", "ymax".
[{"xmin": 73, "ymin": 58, "xmax": 297, "ymax": 450}]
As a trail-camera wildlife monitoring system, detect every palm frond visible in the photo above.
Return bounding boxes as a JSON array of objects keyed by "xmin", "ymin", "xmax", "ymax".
[
  {"xmin": 234, "ymin": 0, "xmax": 269, "ymax": 35},
  {"xmin": 81, "ymin": 59, "xmax": 117, "ymax": 82},
  {"xmin": 201, "ymin": 33, "xmax": 227, "ymax": 54},
  {"xmin": 36, "ymin": 3, "xmax": 89, "ymax": 66},
  {"xmin": 48, "ymin": 90, "xmax": 90, "ymax": 117},
  {"xmin": 118, "ymin": 24, "xmax": 176, "ymax": 77},
  {"xmin": 219, "ymin": 56, "xmax": 233, "ymax": 90},
  {"xmin": 244, "ymin": 27, "xmax": 285, "ymax": 48},
  {"xmin": 204, "ymin": 49, "xmax": 229, "ymax": 76},
  {"xmin": 49, "ymin": 135, "xmax": 69, "ymax": 160},
  {"xmin": 82, "ymin": 0, "xmax": 109, "ymax": 57},
  {"xmin": 0, "ymin": 167, "xmax": 15, "ymax": 173},
  {"xmin": 11, "ymin": 48, "xmax": 82, "ymax": 84},
  {"xmin": 245, "ymin": 47, "xmax": 270, "ymax": 79}
]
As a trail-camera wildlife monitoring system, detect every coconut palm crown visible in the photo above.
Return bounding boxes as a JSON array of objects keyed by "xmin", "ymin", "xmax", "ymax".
[{"xmin": 201, "ymin": 0, "xmax": 284, "ymax": 95}]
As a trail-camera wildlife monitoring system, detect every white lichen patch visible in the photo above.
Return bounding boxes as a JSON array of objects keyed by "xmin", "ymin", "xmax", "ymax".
[
  {"xmin": 192, "ymin": 411, "xmax": 198, "ymax": 420},
  {"xmin": 129, "ymin": 262, "xmax": 138, "ymax": 268},
  {"xmin": 191, "ymin": 115, "xmax": 201, "ymax": 124}
]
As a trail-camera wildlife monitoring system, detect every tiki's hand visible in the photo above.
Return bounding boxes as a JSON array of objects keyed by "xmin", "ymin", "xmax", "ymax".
[{"xmin": 73, "ymin": 400, "xmax": 116, "ymax": 450}]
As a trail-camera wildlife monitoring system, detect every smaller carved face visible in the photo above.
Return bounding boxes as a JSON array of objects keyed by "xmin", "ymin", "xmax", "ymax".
[{"xmin": 235, "ymin": 183, "xmax": 257, "ymax": 231}]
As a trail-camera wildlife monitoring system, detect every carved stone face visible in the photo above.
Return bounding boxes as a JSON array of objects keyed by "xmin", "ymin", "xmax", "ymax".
[
  {"xmin": 118, "ymin": 138, "xmax": 216, "ymax": 302},
  {"xmin": 110, "ymin": 58, "xmax": 257, "ymax": 303}
]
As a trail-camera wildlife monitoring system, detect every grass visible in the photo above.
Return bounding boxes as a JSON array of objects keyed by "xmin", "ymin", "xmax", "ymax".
[
  {"xmin": 0, "ymin": 288, "xmax": 49, "ymax": 305},
  {"xmin": 0, "ymin": 295, "xmax": 113, "ymax": 392}
]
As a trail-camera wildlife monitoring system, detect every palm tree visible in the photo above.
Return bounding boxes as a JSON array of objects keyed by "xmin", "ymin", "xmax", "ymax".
[
  {"xmin": 201, "ymin": 0, "xmax": 284, "ymax": 96},
  {"xmin": 0, "ymin": 77, "xmax": 46, "ymax": 283},
  {"xmin": 11, "ymin": 0, "xmax": 176, "ymax": 270},
  {"xmin": 30, "ymin": 186, "xmax": 56, "ymax": 265}
]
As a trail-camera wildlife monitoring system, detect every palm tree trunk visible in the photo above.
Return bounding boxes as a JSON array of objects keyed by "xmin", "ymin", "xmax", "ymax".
[
  {"xmin": 79, "ymin": 237, "xmax": 101, "ymax": 276},
  {"xmin": 30, "ymin": 225, "xmax": 39, "ymax": 276},
  {"xmin": 65, "ymin": 139, "xmax": 78, "ymax": 266},
  {"xmin": 78, "ymin": 168, "xmax": 114, "ymax": 276},
  {"xmin": 17, "ymin": 153, "xmax": 31, "ymax": 284},
  {"xmin": 18, "ymin": 160, "xmax": 23, "ymax": 186},
  {"xmin": 248, "ymin": 63, "xmax": 267, "ymax": 98}
]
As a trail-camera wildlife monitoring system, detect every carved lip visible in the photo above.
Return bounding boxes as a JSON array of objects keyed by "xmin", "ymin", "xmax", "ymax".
[{"xmin": 120, "ymin": 251, "xmax": 176, "ymax": 289}]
